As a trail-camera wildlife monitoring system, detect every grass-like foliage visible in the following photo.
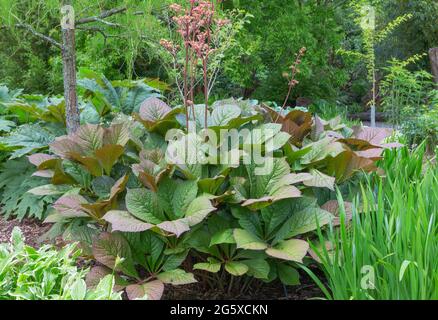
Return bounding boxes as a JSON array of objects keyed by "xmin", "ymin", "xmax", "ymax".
[
  {"xmin": 0, "ymin": 227, "xmax": 121, "ymax": 300},
  {"xmin": 310, "ymin": 143, "xmax": 438, "ymax": 300}
]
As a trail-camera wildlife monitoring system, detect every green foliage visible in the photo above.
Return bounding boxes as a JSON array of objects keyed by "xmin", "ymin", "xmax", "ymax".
[
  {"xmin": 77, "ymin": 68, "xmax": 165, "ymax": 119},
  {"xmin": 309, "ymin": 144, "xmax": 438, "ymax": 300},
  {"xmin": 29, "ymin": 96, "xmax": 395, "ymax": 298},
  {"xmin": 381, "ymin": 56, "xmax": 438, "ymax": 147},
  {"xmin": 221, "ymin": 0, "xmax": 348, "ymax": 103},
  {"xmin": 0, "ymin": 157, "xmax": 57, "ymax": 220},
  {"xmin": 0, "ymin": 227, "xmax": 121, "ymax": 300}
]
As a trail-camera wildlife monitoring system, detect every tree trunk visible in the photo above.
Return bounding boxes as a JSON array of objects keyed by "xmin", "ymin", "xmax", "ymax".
[
  {"xmin": 61, "ymin": 1, "xmax": 80, "ymax": 133},
  {"xmin": 429, "ymin": 48, "xmax": 438, "ymax": 86}
]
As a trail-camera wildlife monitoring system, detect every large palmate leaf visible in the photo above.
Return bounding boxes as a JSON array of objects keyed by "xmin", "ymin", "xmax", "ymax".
[
  {"xmin": 104, "ymin": 184, "xmax": 215, "ymax": 237},
  {"xmin": 92, "ymin": 232, "xmax": 138, "ymax": 278},
  {"xmin": 134, "ymin": 97, "xmax": 181, "ymax": 134},
  {"xmin": 48, "ymin": 174, "xmax": 129, "ymax": 221},
  {"xmin": 125, "ymin": 280, "xmax": 164, "ymax": 300},
  {"xmin": 49, "ymin": 123, "xmax": 129, "ymax": 176},
  {"xmin": 232, "ymin": 158, "xmax": 302, "ymax": 211},
  {"xmin": 265, "ymin": 239, "xmax": 309, "ymax": 263}
]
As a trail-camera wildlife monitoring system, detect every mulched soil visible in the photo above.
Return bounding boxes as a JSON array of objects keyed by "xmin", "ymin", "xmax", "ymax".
[
  {"xmin": 0, "ymin": 217, "xmax": 51, "ymax": 248},
  {"xmin": 0, "ymin": 217, "xmax": 325, "ymax": 300},
  {"xmin": 163, "ymin": 274, "xmax": 324, "ymax": 300}
]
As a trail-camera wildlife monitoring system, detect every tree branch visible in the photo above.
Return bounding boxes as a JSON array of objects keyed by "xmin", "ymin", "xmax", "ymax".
[
  {"xmin": 76, "ymin": 6, "xmax": 127, "ymax": 25},
  {"xmin": 14, "ymin": 23, "xmax": 63, "ymax": 49}
]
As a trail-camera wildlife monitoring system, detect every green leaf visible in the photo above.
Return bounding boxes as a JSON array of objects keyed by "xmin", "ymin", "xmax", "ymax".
[
  {"xmin": 27, "ymin": 184, "xmax": 70, "ymax": 196},
  {"xmin": 185, "ymin": 196, "xmax": 216, "ymax": 225},
  {"xmin": 242, "ymin": 259, "xmax": 270, "ymax": 280},
  {"xmin": 194, "ymin": 258, "xmax": 222, "ymax": 273},
  {"xmin": 278, "ymin": 264, "xmax": 300, "ymax": 285},
  {"xmin": 303, "ymin": 169, "xmax": 336, "ymax": 191},
  {"xmin": 70, "ymin": 279, "xmax": 87, "ymax": 300},
  {"xmin": 126, "ymin": 280, "xmax": 164, "ymax": 300},
  {"xmin": 266, "ymin": 239, "xmax": 309, "ymax": 263},
  {"xmin": 233, "ymin": 229, "xmax": 267, "ymax": 250},
  {"xmin": 210, "ymin": 228, "xmax": 236, "ymax": 246},
  {"xmin": 210, "ymin": 104, "xmax": 241, "ymax": 126},
  {"xmin": 156, "ymin": 269, "xmax": 197, "ymax": 285},
  {"xmin": 172, "ymin": 180, "xmax": 198, "ymax": 218},
  {"xmin": 225, "ymin": 261, "xmax": 249, "ymax": 276},
  {"xmin": 126, "ymin": 188, "xmax": 161, "ymax": 224}
]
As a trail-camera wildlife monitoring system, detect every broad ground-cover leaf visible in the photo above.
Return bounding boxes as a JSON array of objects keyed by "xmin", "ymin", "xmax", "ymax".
[
  {"xmin": 234, "ymin": 158, "xmax": 302, "ymax": 211},
  {"xmin": 49, "ymin": 123, "xmax": 129, "ymax": 177},
  {"xmin": 92, "ymin": 232, "xmax": 138, "ymax": 278},
  {"xmin": 156, "ymin": 269, "xmax": 196, "ymax": 285},
  {"xmin": 265, "ymin": 239, "xmax": 309, "ymax": 263},
  {"xmin": 126, "ymin": 280, "xmax": 164, "ymax": 300}
]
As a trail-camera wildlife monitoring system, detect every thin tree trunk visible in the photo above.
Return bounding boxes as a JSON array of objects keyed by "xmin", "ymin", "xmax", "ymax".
[
  {"xmin": 429, "ymin": 48, "xmax": 438, "ymax": 86},
  {"xmin": 61, "ymin": 0, "xmax": 80, "ymax": 133}
]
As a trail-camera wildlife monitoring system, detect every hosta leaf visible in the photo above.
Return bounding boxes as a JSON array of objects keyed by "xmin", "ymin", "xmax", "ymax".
[
  {"xmin": 156, "ymin": 269, "xmax": 197, "ymax": 285},
  {"xmin": 126, "ymin": 280, "xmax": 164, "ymax": 300},
  {"xmin": 224, "ymin": 261, "xmax": 248, "ymax": 276},
  {"xmin": 233, "ymin": 229, "xmax": 267, "ymax": 250},
  {"xmin": 103, "ymin": 210, "xmax": 154, "ymax": 232},
  {"xmin": 266, "ymin": 239, "xmax": 309, "ymax": 263}
]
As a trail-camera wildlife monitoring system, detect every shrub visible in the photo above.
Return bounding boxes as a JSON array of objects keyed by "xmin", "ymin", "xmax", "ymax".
[{"xmin": 29, "ymin": 97, "xmax": 397, "ymax": 299}]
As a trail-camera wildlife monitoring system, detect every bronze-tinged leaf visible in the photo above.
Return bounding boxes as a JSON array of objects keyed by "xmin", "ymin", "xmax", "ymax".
[
  {"xmin": 50, "ymin": 138, "xmax": 84, "ymax": 158},
  {"xmin": 95, "ymin": 144, "xmax": 125, "ymax": 176},
  {"xmin": 28, "ymin": 153, "xmax": 57, "ymax": 168},
  {"xmin": 103, "ymin": 210, "xmax": 154, "ymax": 232},
  {"xmin": 92, "ymin": 232, "xmax": 138, "ymax": 278},
  {"xmin": 53, "ymin": 195, "xmax": 89, "ymax": 218},
  {"xmin": 103, "ymin": 123, "xmax": 129, "ymax": 146},
  {"xmin": 74, "ymin": 124, "xmax": 105, "ymax": 152},
  {"xmin": 85, "ymin": 266, "xmax": 129, "ymax": 291},
  {"xmin": 126, "ymin": 280, "xmax": 164, "ymax": 300},
  {"xmin": 69, "ymin": 153, "xmax": 102, "ymax": 177},
  {"xmin": 355, "ymin": 148, "xmax": 384, "ymax": 160},
  {"xmin": 109, "ymin": 174, "xmax": 129, "ymax": 200},
  {"xmin": 139, "ymin": 97, "xmax": 172, "ymax": 122},
  {"xmin": 321, "ymin": 200, "xmax": 354, "ymax": 226},
  {"xmin": 326, "ymin": 150, "xmax": 377, "ymax": 183}
]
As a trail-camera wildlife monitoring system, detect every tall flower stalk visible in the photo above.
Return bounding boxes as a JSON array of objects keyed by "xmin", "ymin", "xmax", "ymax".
[{"xmin": 161, "ymin": 1, "xmax": 228, "ymax": 130}]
